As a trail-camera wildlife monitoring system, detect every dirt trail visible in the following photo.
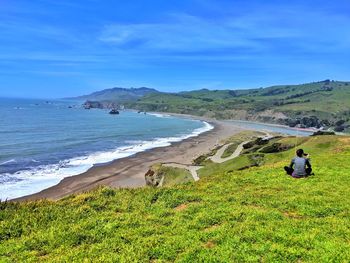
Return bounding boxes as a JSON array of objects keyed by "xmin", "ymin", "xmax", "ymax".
[
  {"xmin": 162, "ymin": 140, "xmax": 246, "ymax": 179},
  {"xmin": 163, "ymin": 163, "xmax": 201, "ymax": 181},
  {"xmin": 209, "ymin": 140, "xmax": 250, "ymax": 163},
  {"xmin": 163, "ymin": 131, "xmax": 273, "ymax": 180}
]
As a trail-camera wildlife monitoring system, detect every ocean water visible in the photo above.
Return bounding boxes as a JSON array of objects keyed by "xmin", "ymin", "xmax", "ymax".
[
  {"xmin": 226, "ymin": 120, "xmax": 313, "ymax": 137},
  {"xmin": 0, "ymin": 98, "xmax": 213, "ymax": 200}
]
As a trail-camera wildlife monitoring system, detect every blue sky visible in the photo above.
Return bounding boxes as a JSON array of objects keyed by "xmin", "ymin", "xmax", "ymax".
[{"xmin": 0, "ymin": 0, "xmax": 350, "ymax": 98}]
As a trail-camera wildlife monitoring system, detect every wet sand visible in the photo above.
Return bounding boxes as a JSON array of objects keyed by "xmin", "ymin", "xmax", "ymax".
[{"xmin": 15, "ymin": 119, "xmax": 244, "ymax": 201}]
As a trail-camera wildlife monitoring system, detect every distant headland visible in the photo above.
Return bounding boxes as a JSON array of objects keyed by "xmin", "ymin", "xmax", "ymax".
[{"xmin": 68, "ymin": 80, "xmax": 350, "ymax": 132}]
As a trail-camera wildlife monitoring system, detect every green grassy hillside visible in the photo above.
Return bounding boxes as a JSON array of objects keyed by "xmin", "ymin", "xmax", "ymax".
[
  {"xmin": 1, "ymin": 134, "xmax": 350, "ymax": 262},
  {"xmin": 128, "ymin": 80, "xmax": 350, "ymax": 131}
]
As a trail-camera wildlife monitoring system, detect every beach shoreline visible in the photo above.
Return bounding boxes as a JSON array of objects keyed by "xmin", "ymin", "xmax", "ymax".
[
  {"xmin": 12, "ymin": 111, "xmax": 319, "ymax": 202},
  {"xmin": 147, "ymin": 110, "xmax": 319, "ymax": 134},
  {"xmin": 14, "ymin": 117, "xmax": 244, "ymax": 202}
]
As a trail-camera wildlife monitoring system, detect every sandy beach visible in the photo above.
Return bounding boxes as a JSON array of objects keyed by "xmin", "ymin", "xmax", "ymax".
[{"xmin": 15, "ymin": 119, "xmax": 244, "ymax": 201}]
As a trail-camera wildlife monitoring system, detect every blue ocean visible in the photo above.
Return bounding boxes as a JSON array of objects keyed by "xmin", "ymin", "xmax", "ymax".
[{"xmin": 0, "ymin": 98, "xmax": 213, "ymax": 200}]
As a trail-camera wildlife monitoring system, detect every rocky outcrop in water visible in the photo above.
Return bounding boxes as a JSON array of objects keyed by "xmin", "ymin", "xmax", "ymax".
[{"xmin": 109, "ymin": 109, "xmax": 119, "ymax": 115}]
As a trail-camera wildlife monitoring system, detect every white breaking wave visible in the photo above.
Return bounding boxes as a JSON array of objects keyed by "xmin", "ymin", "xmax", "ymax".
[
  {"xmin": 0, "ymin": 121, "xmax": 213, "ymax": 200},
  {"xmin": 0, "ymin": 159, "xmax": 16, "ymax": 166},
  {"xmin": 147, "ymin": 113, "xmax": 171, "ymax": 118}
]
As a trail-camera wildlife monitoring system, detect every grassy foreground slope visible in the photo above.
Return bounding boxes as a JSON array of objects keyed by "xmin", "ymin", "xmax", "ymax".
[{"xmin": 1, "ymin": 135, "xmax": 350, "ymax": 262}]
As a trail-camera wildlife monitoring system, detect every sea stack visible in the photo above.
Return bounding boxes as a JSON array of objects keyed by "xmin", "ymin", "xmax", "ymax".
[{"xmin": 109, "ymin": 108, "xmax": 119, "ymax": 115}]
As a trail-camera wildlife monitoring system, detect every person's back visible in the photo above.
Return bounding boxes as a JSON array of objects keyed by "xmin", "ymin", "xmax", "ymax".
[
  {"xmin": 284, "ymin": 148, "xmax": 312, "ymax": 178},
  {"xmin": 291, "ymin": 156, "xmax": 308, "ymax": 176}
]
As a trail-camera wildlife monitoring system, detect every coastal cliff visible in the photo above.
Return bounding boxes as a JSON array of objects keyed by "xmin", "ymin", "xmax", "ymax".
[
  {"xmin": 75, "ymin": 80, "xmax": 350, "ymax": 131},
  {"xmin": 83, "ymin": 100, "xmax": 120, "ymax": 109}
]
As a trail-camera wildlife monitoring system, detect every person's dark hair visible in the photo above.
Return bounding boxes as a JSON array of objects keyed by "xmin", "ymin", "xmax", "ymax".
[{"xmin": 296, "ymin": 149, "xmax": 304, "ymax": 157}]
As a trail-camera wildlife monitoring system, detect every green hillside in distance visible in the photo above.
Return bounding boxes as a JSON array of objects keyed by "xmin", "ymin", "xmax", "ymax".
[
  {"xmin": 71, "ymin": 80, "xmax": 350, "ymax": 131},
  {"xmin": 127, "ymin": 80, "xmax": 350, "ymax": 132},
  {"xmin": 1, "ymin": 134, "xmax": 350, "ymax": 262}
]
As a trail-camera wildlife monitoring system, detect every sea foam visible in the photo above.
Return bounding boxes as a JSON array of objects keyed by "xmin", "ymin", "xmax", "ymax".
[{"xmin": 0, "ymin": 121, "xmax": 213, "ymax": 200}]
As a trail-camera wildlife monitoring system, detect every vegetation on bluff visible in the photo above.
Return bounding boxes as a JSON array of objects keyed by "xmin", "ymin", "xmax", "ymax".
[
  {"xmin": 126, "ymin": 80, "xmax": 350, "ymax": 131},
  {"xmin": 75, "ymin": 80, "xmax": 350, "ymax": 131},
  {"xmin": 1, "ymin": 134, "xmax": 350, "ymax": 262}
]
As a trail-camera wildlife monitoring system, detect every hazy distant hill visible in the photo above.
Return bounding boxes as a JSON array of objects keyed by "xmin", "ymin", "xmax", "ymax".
[{"xmin": 70, "ymin": 87, "xmax": 159, "ymax": 103}]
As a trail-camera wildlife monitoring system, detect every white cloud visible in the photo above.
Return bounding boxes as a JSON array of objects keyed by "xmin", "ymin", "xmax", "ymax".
[
  {"xmin": 99, "ymin": 14, "xmax": 261, "ymax": 52},
  {"xmin": 98, "ymin": 8, "xmax": 350, "ymax": 56}
]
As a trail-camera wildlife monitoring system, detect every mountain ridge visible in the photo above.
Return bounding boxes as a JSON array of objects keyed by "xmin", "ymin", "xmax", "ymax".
[{"xmin": 67, "ymin": 87, "xmax": 159, "ymax": 102}]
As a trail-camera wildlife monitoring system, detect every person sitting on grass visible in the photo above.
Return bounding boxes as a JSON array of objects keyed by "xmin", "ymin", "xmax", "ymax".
[{"xmin": 284, "ymin": 149, "xmax": 312, "ymax": 178}]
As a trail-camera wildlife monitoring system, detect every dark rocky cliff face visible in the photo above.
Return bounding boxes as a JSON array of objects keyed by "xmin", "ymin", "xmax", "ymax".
[
  {"xmin": 83, "ymin": 101, "xmax": 103, "ymax": 109},
  {"xmin": 282, "ymin": 116, "xmax": 323, "ymax": 128},
  {"xmin": 83, "ymin": 100, "xmax": 119, "ymax": 109},
  {"xmin": 246, "ymin": 112, "xmax": 328, "ymax": 129}
]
